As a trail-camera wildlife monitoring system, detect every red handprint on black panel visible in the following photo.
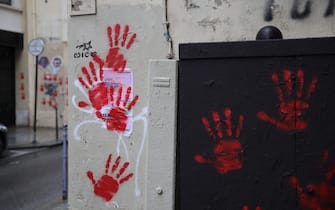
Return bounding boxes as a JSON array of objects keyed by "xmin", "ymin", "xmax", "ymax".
[
  {"xmin": 87, "ymin": 154, "xmax": 133, "ymax": 202},
  {"xmin": 257, "ymin": 69, "xmax": 318, "ymax": 131},
  {"xmin": 195, "ymin": 108, "xmax": 244, "ymax": 174},
  {"xmin": 242, "ymin": 206, "xmax": 261, "ymax": 210},
  {"xmin": 290, "ymin": 151, "xmax": 335, "ymax": 210},
  {"xmin": 78, "ymin": 59, "xmax": 139, "ymax": 132}
]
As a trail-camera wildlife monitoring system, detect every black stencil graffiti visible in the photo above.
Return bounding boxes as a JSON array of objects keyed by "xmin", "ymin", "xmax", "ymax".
[
  {"xmin": 324, "ymin": 0, "xmax": 335, "ymax": 17},
  {"xmin": 264, "ymin": 0, "xmax": 275, "ymax": 21},
  {"xmin": 74, "ymin": 41, "xmax": 96, "ymax": 59},
  {"xmin": 291, "ymin": 0, "xmax": 311, "ymax": 19},
  {"xmin": 264, "ymin": 0, "xmax": 334, "ymax": 21},
  {"xmin": 76, "ymin": 41, "xmax": 93, "ymax": 51}
]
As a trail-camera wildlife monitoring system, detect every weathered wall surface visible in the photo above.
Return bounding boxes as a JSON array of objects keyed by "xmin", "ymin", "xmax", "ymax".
[
  {"xmin": 67, "ymin": 0, "xmax": 335, "ymax": 209},
  {"xmin": 68, "ymin": 1, "xmax": 169, "ymax": 209},
  {"xmin": 169, "ymin": 0, "xmax": 335, "ymax": 56},
  {"xmin": 0, "ymin": 1, "xmax": 23, "ymax": 33},
  {"xmin": 19, "ymin": 0, "xmax": 68, "ymax": 126}
]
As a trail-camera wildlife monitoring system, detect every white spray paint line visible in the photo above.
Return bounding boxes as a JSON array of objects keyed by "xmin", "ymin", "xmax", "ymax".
[
  {"xmin": 73, "ymin": 120, "xmax": 104, "ymax": 141},
  {"xmin": 133, "ymin": 107, "xmax": 148, "ymax": 197},
  {"xmin": 116, "ymin": 134, "xmax": 121, "ymax": 156},
  {"xmin": 74, "ymin": 79, "xmax": 90, "ymax": 98},
  {"xmin": 116, "ymin": 134, "xmax": 129, "ymax": 161},
  {"xmin": 121, "ymin": 136, "xmax": 129, "ymax": 161}
]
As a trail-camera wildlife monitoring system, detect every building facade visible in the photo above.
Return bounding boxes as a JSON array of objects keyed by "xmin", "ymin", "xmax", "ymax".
[
  {"xmin": 67, "ymin": 0, "xmax": 335, "ymax": 210},
  {"xmin": 0, "ymin": 0, "xmax": 68, "ymax": 128},
  {"xmin": 3, "ymin": 0, "xmax": 334, "ymax": 209}
]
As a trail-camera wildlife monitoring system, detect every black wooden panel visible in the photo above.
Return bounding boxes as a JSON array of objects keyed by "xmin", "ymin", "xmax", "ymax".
[
  {"xmin": 177, "ymin": 39, "xmax": 335, "ymax": 210},
  {"xmin": 179, "ymin": 37, "xmax": 335, "ymax": 60}
]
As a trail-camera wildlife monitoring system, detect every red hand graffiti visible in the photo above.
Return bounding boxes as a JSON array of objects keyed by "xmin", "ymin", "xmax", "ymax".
[
  {"xmin": 19, "ymin": 73, "xmax": 25, "ymax": 100},
  {"xmin": 86, "ymin": 154, "xmax": 133, "ymax": 202},
  {"xmin": 290, "ymin": 151, "xmax": 335, "ymax": 210},
  {"xmin": 242, "ymin": 206, "xmax": 261, "ymax": 210},
  {"xmin": 106, "ymin": 24, "xmax": 136, "ymax": 72},
  {"xmin": 91, "ymin": 24, "xmax": 136, "ymax": 73},
  {"xmin": 78, "ymin": 60, "xmax": 139, "ymax": 132},
  {"xmin": 257, "ymin": 69, "xmax": 317, "ymax": 131},
  {"xmin": 194, "ymin": 108, "xmax": 244, "ymax": 174},
  {"xmin": 99, "ymin": 85, "xmax": 139, "ymax": 132}
]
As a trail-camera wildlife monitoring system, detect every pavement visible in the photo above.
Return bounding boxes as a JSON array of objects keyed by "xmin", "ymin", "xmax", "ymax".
[
  {"xmin": 2, "ymin": 126, "xmax": 69, "ymax": 210},
  {"xmin": 7, "ymin": 126, "xmax": 64, "ymax": 149}
]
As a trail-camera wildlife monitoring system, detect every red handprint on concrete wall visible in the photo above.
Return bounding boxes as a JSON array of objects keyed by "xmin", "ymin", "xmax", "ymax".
[
  {"xmin": 86, "ymin": 154, "xmax": 133, "ymax": 202},
  {"xmin": 104, "ymin": 24, "xmax": 136, "ymax": 72},
  {"xmin": 19, "ymin": 73, "xmax": 26, "ymax": 100},
  {"xmin": 290, "ymin": 151, "xmax": 335, "ymax": 210},
  {"xmin": 194, "ymin": 108, "xmax": 244, "ymax": 174},
  {"xmin": 83, "ymin": 24, "xmax": 136, "ymax": 73},
  {"xmin": 78, "ymin": 58, "xmax": 139, "ymax": 132},
  {"xmin": 257, "ymin": 69, "xmax": 318, "ymax": 131}
]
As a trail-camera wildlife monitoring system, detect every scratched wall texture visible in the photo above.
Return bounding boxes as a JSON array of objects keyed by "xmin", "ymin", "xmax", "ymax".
[
  {"xmin": 178, "ymin": 38, "xmax": 335, "ymax": 210},
  {"xmin": 67, "ymin": 3, "xmax": 169, "ymax": 210},
  {"xmin": 169, "ymin": 0, "xmax": 335, "ymax": 57},
  {"xmin": 67, "ymin": 0, "xmax": 335, "ymax": 209}
]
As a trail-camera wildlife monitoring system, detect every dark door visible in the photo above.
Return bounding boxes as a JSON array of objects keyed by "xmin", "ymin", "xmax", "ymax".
[
  {"xmin": 177, "ymin": 38, "xmax": 335, "ymax": 210},
  {"xmin": 0, "ymin": 47, "xmax": 15, "ymax": 126}
]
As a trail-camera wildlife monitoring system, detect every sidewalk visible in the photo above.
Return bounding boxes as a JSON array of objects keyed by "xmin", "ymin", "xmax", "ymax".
[
  {"xmin": 7, "ymin": 126, "xmax": 64, "ymax": 149},
  {"xmin": 4, "ymin": 126, "xmax": 69, "ymax": 210}
]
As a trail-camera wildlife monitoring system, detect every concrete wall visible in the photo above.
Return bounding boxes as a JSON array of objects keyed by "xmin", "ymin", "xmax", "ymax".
[
  {"xmin": 67, "ymin": 0, "xmax": 335, "ymax": 209},
  {"xmin": 68, "ymin": 0, "xmax": 169, "ymax": 209},
  {"xmin": 169, "ymin": 0, "xmax": 335, "ymax": 56},
  {"xmin": 16, "ymin": 0, "xmax": 68, "ymax": 127},
  {"xmin": 0, "ymin": 0, "xmax": 23, "ymax": 33}
]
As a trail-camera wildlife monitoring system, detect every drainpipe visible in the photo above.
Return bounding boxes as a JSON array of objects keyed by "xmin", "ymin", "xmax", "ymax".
[{"xmin": 163, "ymin": 0, "xmax": 175, "ymax": 59}]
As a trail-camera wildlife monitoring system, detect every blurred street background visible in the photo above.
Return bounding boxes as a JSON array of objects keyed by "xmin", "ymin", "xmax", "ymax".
[{"xmin": 0, "ymin": 127, "xmax": 67, "ymax": 210}]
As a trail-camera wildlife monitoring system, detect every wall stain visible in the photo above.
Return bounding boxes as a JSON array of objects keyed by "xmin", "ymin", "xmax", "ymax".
[
  {"xmin": 198, "ymin": 17, "xmax": 221, "ymax": 31},
  {"xmin": 214, "ymin": 0, "xmax": 222, "ymax": 7},
  {"xmin": 291, "ymin": 0, "xmax": 311, "ymax": 19},
  {"xmin": 265, "ymin": 0, "xmax": 334, "ymax": 21},
  {"xmin": 213, "ymin": 0, "xmax": 232, "ymax": 8},
  {"xmin": 185, "ymin": 0, "xmax": 200, "ymax": 9},
  {"xmin": 324, "ymin": 0, "xmax": 335, "ymax": 17},
  {"xmin": 222, "ymin": 0, "xmax": 232, "ymax": 7}
]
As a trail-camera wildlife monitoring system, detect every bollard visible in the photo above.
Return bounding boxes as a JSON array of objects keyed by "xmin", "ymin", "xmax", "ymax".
[{"xmin": 62, "ymin": 124, "xmax": 68, "ymax": 200}]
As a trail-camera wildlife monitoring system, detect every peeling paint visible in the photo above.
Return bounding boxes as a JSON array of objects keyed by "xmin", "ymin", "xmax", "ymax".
[
  {"xmin": 185, "ymin": 0, "xmax": 200, "ymax": 9},
  {"xmin": 214, "ymin": 0, "xmax": 222, "ymax": 7},
  {"xmin": 223, "ymin": 0, "xmax": 232, "ymax": 7},
  {"xmin": 197, "ymin": 17, "xmax": 221, "ymax": 31}
]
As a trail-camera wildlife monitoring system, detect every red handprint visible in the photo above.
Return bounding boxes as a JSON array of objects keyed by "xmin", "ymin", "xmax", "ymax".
[
  {"xmin": 242, "ymin": 206, "xmax": 261, "ymax": 210},
  {"xmin": 76, "ymin": 24, "xmax": 139, "ymax": 132},
  {"xmin": 84, "ymin": 24, "xmax": 136, "ymax": 73},
  {"xmin": 290, "ymin": 151, "xmax": 335, "ymax": 210},
  {"xmin": 86, "ymin": 154, "xmax": 134, "ymax": 202},
  {"xmin": 78, "ymin": 58, "xmax": 139, "ymax": 132},
  {"xmin": 103, "ymin": 24, "xmax": 136, "ymax": 72},
  {"xmin": 99, "ymin": 85, "xmax": 139, "ymax": 132},
  {"xmin": 194, "ymin": 108, "xmax": 244, "ymax": 174},
  {"xmin": 257, "ymin": 69, "xmax": 318, "ymax": 131}
]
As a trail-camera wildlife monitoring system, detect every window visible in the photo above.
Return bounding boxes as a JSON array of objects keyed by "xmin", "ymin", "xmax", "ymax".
[{"xmin": 0, "ymin": 0, "xmax": 11, "ymax": 5}]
